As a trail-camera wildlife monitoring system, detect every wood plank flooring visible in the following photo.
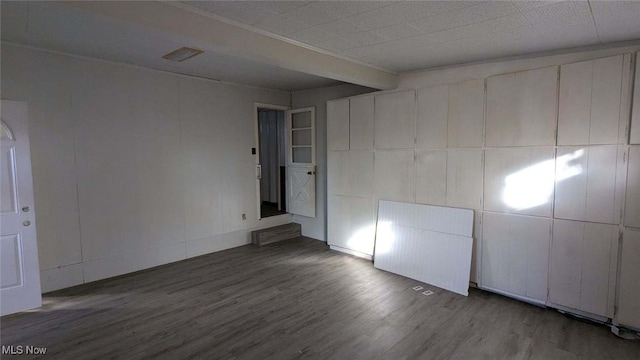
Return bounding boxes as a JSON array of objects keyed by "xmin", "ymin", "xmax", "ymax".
[{"xmin": 1, "ymin": 237, "xmax": 639, "ymax": 359}]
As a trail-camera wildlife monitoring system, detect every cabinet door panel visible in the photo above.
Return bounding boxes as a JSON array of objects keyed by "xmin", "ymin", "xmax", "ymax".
[
  {"xmin": 415, "ymin": 149, "xmax": 446, "ymax": 206},
  {"xmin": 486, "ymin": 66, "xmax": 558, "ymax": 147},
  {"xmin": 625, "ymin": 146, "xmax": 640, "ymax": 227},
  {"xmin": 350, "ymin": 95, "xmax": 374, "ymax": 150},
  {"xmin": 448, "ymin": 79, "xmax": 484, "ymax": 148},
  {"xmin": 327, "ymin": 99, "xmax": 349, "ymax": 150},
  {"xmin": 446, "ymin": 148, "xmax": 483, "ymax": 210},
  {"xmin": 374, "ymin": 90, "xmax": 416, "ymax": 149},
  {"xmin": 374, "ymin": 150, "xmax": 415, "ymax": 203},
  {"xmin": 416, "ymin": 86, "xmax": 447, "ymax": 149}
]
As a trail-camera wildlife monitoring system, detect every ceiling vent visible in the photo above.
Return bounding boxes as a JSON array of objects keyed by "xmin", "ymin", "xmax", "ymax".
[{"xmin": 162, "ymin": 47, "xmax": 204, "ymax": 62}]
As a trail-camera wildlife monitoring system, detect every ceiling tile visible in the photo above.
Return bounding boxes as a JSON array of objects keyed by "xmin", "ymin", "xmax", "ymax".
[
  {"xmin": 281, "ymin": 2, "xmax": 341, "ymax": 27},
  {"xmin": 346, "ymin": 1, "xmax": 447, "ymax": 31},
  {"xmin": 316, "ymin": 37, "xmax": 358, "ymax": 52},
  {"xmin": 590, "ymin": 1, "xmax": 640, "ymax": 41},
  {"xmin": 451, "ymin": 1, "xmax": 520, "ymax": 24},
  {"xmin": 343, "ymin": 31, "xmax": 387, "ymax": 48},
  {"xmin": 248, "ymin": 1, "xmax": 309, "ymax": 14},
  {"xmin": 521, "ymin": 1, "xmax": 593, "ymax": 27},
  {"xmin": 439, "ymin": 1, "xmax": 481, "ymax": 12},
  {"xmin": 289, "ymin": 27, "xmax": 336, "ymax": 45},
  {"xmin": 310, "ymin": 1, "xmax": 395, "ymax": 19},
  {"xmin": 182, "ymin": 1, "xmax": 268, "ymax": 25},
  {"xmin": 409, "ymin": 12, "xmax": 467, "ymax": 34},
  {"xmin": 511, "ymin": 0, "xmax": 565, "ymax": 12},
  {"xmin": 315, "ymin": 19, "xmax": 365, "ymax": 37},
  {"xmin": 252, "ymin": 12, "xmax": 309, "ymax": 36},
  {"xmin": 372, "ymin": 23, "xmax": 423, "ymax": 41}
]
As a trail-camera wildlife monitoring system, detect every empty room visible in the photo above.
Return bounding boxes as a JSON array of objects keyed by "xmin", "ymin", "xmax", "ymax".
[{"xmin": 1, "ymin": 1, "xmax": 640, "ymax": 358}]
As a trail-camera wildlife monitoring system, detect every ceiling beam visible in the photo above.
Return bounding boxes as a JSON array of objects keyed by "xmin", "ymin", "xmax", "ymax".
[{"xmin": 66, "ymin": 1, "xmax": 398, "ymax": 90}]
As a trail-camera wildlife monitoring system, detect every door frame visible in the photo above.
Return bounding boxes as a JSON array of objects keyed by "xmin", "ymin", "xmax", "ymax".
[{"xmin": 254, "ymin": 103, "xmax": 290, "ymax": 220}]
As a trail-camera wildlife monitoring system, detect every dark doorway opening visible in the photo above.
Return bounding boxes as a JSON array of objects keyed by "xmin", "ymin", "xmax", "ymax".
[{"xmin": 258, "ymin": 108, "xmax": 287, "ymax": 218}]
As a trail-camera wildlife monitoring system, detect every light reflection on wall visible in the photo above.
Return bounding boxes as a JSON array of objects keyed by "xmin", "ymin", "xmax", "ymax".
[
  {"xmin": 346, "ymin": 222, "xmax": 377, "ymax": 255},
  {"xmin": 502, "ymin": 149, "xmax": 584, "ymax": 210},
  {"xmin": 370, "ymin": 221, "xmax": 394, "ymax": 255}
]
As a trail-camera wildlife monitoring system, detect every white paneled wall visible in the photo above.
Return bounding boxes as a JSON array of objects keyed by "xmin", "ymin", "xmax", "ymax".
[
  {"xmin": 631, "ymin": 54, "xmax": 640, "ymax": 144},
  {"xmin": 558, "ymin": 56, "xmax": 627, "ymax": 145},
  {"xmin": 327, "ymin": 99, "xmax": 349, "ymax": 151},
  {"xmin": 447, "ymin": 79, "xmax": 484, "ymax": 148},
  {"xmin": 2, "ymin": 45, "xmax": 293, "ymax": 291},
  {"xmin": 374, "ymin": 150, "xmax": 415, "ymax": 203},
  {"xmin": 618, "ymin": 228, "xmax": 640, "ymax": 329},
  {"xmin": 349, "ymin": 95, "xmax": 374, "ymax": 150},
  {"xmin": 481, "ymin": 212, "xmax": 551, "ymax": 303},
  {"xmin": 483, "ymin": 147, "xmax": 555, "ymax": 217},
  {"xmin": 374, "ymin": 90, "xmax": 415, "ymax": 149},
  {"xmin": 415, "ymin": 150, "xmax": 447, "ymax": 206},
  {"xmin": 416, "ymin": 85, "xmax": 447, "ymax": 149},
  {"xmin": 549, "ymin": 220, "xmax": 618, "ymax": 317},
  {"xmin": 327, "ymin": 51, "xmax": 639, "ymax": 324},
  {"xmin": 445, "ymin": 149, "xmax": 483, "ymax": 210},
  {"xmin": 625, "ymin": 146, "xmax": 640, "ymax": 228},
  {"xmin": 554, "ymin": 146, "xmax": 626, "ymax": 224},
  {"xmin": 486, "ymin": 66, "xmax": 558, "ymax": 147}
]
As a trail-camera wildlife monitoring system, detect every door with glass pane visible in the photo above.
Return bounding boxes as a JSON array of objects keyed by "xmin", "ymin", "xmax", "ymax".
[{"xmin": 287, "ymin": 107, "xmax": 316, "ymax": 218}]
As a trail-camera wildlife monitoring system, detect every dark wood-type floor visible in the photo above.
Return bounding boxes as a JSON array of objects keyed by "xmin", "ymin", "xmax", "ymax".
[{"xmin": 2, "ymin": 237, "xmax": 639, "ymax": 359}]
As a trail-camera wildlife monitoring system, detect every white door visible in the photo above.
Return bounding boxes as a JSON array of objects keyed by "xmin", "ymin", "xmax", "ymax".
[
  {"xmin": 287, "ymin": 107, "xmax": 316, "ymax": 218},
  {"xmin": 1, "ymin": 100, "xmax": 41, "ymax": 316}
]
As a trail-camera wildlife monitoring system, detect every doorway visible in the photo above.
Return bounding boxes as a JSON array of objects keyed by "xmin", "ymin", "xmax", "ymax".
[{"xmin": 257, "ymin": 107, "xmax": 287, "ymax": 218}]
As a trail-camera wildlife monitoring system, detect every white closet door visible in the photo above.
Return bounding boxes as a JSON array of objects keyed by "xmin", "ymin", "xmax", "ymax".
[
  {"xmin": 486, "ymin": 66, "xmax": 558, "ymax": 147},
  {"xmin": 483, "ymin": 147, "xmax": 555, "ymax": 217},
  {"xmin": 554, "ymin": 146, "xmax": 624, "ymax": 224},
  {"xmin": 481, "ymin": 212, "xmax": 551, "ymax": 302},
  {"xmin": 374, "ymin": 150, "xmax": 415, "ymax": 203},
  {"xmin": 625, "ymin": 146, "xmax": 640, "ymax": 228},
  {"xmin": 448, "ymin": 79, "xmax": 484, "ymax": 148},
  {"xmin": 618, "ymin": 228, "xmax": 640, "ymax": 329},
  {"xmin": 327, "ymin": 99, "xmax": 349, "ymax": 151},
  {"xmin": 590, "ymin": 55, "xmax": 623, "ymax": 145},
  {"xmin": 558, "ymin": 60, "xmax": 593, "ymax": 145},
  {"xmin": 347, "ymin": 151, "xmax": 374, "ymax": 198},
  {"xmin": 327, "ymin": 151, "xmax": 349, "ymax": 196},
  {"xmin": 446, "ymin": 148, "xmax": 483, "ymax": 210},
  {"xmin": 416, "ymin": 85, "xmax": 447, "ymax": 149},
  {"xmin": 557, "ymin": 55, "xmax": 624, "ymax": 145},
  {"xmin": 631, "ymin": 53, "xmax": 640, "ymax": 144},
  {"xmin": 349, "ymin": 95, "xmax": 374, "ymax": 150},
  {"xmin": 415, "ymin": 149, "xmax": 446, "ymax": 206},
  {"xmin": 327, "ymin": 195, "xmax": 375, "ymax": 256},
  {"xmin": 549, "ymin": 220, "xmax": 616, "ymax": 317},
  {"xmin": 374, "ymin": 90, "xmax": 416, "ymax": 149}
]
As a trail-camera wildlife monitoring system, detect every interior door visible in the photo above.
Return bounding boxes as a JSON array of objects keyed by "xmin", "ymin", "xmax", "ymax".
[
  {"xmin": 287, "ymin": 107, "xmax": 316, "ymax": 218},
  {"xmin": 1, "ymin": 100, "xmax": 42, "ymax": 316}
]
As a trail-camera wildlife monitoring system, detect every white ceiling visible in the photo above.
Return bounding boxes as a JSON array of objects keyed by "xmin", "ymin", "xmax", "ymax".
[
  {"xmin": 0, "ymin": 1, "xmax": 344, "ymax": 91},
  {"xmin": 1, "ymin": 1, "xmax": 639, "ymax": 91},
  {"xmin": 182, "ymin": 0, "xmax": 640, "ymax": 71}
]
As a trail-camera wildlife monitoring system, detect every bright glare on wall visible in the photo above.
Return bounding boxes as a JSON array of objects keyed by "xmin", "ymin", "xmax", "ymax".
[{"xmin": 502, "ymin": 149, "xmax": 584, "ymax": 210}]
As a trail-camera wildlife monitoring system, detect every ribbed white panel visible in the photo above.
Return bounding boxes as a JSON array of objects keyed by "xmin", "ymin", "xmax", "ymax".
[
  {"xmin": 374, "ymin": 201, "xmax": 474, "ymax": 296},
  {"xmin": 376, "ymin": 200, "xmax": 473, "ymax": 237}
]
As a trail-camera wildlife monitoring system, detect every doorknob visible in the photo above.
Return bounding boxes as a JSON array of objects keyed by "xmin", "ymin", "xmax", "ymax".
[
  {"xmin": 22, "ymin": 206, "xmax": 30, "ymax": 212},
  {"xmin": 23, "ymin": 220, "xmax": 31, "ymax": 227},
  {"xmin": 307, "ymin": 171, "xmax": 315, "ymax": 175}
]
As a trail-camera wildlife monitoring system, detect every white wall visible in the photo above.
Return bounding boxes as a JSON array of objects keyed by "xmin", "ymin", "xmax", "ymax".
[
  {"xmin": 1, "ymin": 44, "xmax": 294, "ymax": 292},
  {"xmin": 291, "ymin": 84, "xmax": 375, "ymax": 241}
]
